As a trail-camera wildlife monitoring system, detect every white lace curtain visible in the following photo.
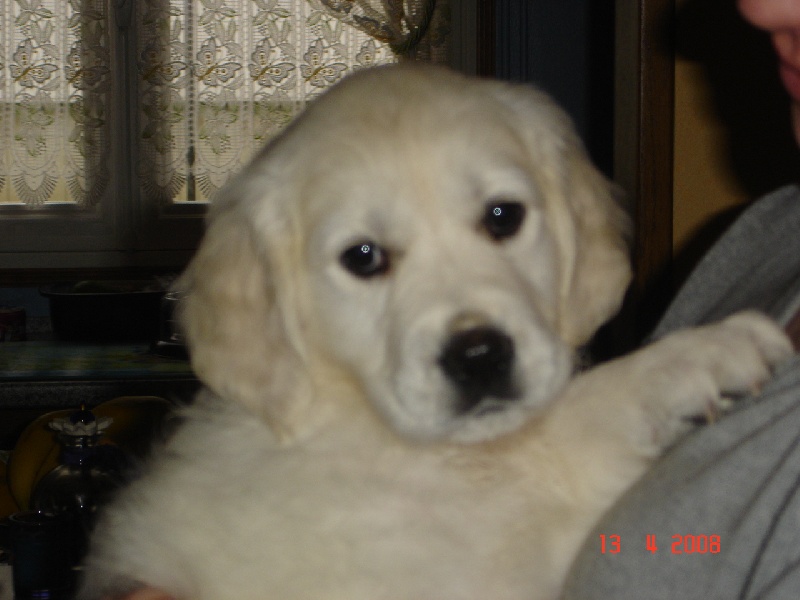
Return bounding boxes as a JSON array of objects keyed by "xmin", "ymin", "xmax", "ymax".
[
  {"xmin": 0, "ymin": 0, "xmax": 446, "ymax": 207},
  {"xmin": 0, "ymin": 0, "xmax": 111, "ymax": 207}
]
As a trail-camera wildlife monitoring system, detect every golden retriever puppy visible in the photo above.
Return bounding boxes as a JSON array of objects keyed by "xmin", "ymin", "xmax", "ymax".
[{"xmin": 79, "ymin": 64, "xmax": 793, "ymax": 600}]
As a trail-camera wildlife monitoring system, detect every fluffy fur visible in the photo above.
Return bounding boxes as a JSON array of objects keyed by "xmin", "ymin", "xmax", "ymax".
[{"xmin": 80, "ymin": 65, "xmax": 794, "ymax": 600}]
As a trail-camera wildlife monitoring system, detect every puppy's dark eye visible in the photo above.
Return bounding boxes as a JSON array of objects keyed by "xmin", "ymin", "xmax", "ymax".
[
  {"xmin": 482, "ymin": 201, "xmax": 526, "ymax": 241},
  {"xmin": 340, "ymin": 241, "xmax": 390, "ymax": 278}
]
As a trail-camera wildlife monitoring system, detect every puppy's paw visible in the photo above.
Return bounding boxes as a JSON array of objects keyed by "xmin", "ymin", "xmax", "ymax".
[{"xmin": 633, "ymin": 311, "xmax": 794, "ymax": 450}]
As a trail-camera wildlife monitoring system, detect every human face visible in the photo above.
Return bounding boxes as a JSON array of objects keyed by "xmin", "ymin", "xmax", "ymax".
[{"xmin": 738, "ymin": 0, "xmax": 800, "ymax": 143}]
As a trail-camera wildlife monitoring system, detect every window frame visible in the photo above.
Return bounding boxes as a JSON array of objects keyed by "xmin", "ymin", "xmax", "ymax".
[
  {"xmin": 0, "ymin": 0, "xmax": 484, "ymax": 282},
  {"xmin": 0, "ymin": 0, "xmax": 208, "ymax": 276}
]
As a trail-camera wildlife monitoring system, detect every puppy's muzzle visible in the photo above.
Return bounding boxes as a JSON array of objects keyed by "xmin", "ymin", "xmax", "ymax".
[{"xmin": 439, "ymin": 326, "xmax": 519, "ymax": 413}]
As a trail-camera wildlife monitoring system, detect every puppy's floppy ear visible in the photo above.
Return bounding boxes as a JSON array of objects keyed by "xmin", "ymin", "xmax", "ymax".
[
  {"xmin": 175, "ymin": 198, "xmax": 314, "ymax": 443},
  {"xmin": 551, "ymin": 154, "xmax": 632, "ymax": 346},
  {"xmin": 488, "ymin": 81, "xmax": 632, "ymax": 346}
]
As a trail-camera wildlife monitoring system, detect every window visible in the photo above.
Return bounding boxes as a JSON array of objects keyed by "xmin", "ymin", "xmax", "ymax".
[{"xmin": 0, "ymin": 0, "xmax": 451, "ymax": 272}]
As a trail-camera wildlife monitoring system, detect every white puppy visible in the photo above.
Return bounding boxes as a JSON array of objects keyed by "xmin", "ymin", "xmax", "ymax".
[{"xmin": 80, "ymin": 64, "xmax": 794, "ymax": 600}]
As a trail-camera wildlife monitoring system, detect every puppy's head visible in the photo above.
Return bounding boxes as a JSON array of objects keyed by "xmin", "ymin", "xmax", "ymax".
[{"xmin": 178, "ymin": 64, "xmax": 631, "ymax": 444}]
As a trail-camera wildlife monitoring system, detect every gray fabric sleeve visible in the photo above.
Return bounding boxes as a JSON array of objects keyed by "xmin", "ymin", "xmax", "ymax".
[
  {"xmin": 562, "ymin": 358, "xmax": 800, "ymax": 600},
  {"xmin": 652, "ymin": 185, "xmax": 800, "ymax": 336},
  {"xmin": 563, "ymin": 185, "xmax": 800, "ymax": 599}
]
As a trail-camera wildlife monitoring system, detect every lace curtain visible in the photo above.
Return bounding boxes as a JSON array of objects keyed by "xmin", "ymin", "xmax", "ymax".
[
  {"xmin": 0, "ymin": 0, "xmax": 447, "ymax": 208},
  {"xmin": 0, "ymin": 0, "xmax": 111, "ymax": 207}
]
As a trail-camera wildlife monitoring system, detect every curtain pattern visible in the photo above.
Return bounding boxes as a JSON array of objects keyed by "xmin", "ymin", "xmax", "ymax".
[
  {"xmin": 138, "ymin": 0, "xmax": 401, "ymax": 204},
  {"xmin": 0, "ymin": 0, "xmax": 111, "ymax": 207},
  {"xmin": 0, "ymin": 0, "xmax": 448, "ymax": 207}
]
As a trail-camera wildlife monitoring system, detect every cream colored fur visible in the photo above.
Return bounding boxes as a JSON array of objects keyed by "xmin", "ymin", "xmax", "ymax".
[{"xmin": 80, "ymin": 65, "xmax": 794, "ymax": 600}]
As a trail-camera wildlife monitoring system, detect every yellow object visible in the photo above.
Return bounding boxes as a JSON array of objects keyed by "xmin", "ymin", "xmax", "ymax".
[{"xmin": 5, "ymin": 396, "xmax": 172, "ymax": 512}]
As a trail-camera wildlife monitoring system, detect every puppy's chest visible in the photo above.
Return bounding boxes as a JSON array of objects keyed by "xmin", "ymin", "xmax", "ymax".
[
  {"xmin": 209, "ymin": 447, "xmax": 543, "ymax": 594},
  {"xmin": 181, "ymin": 426, "xmax": 527, "ymax": 537},
  {"xmin": 249, "ymin": 439, "xmax": 530, "ymax": 530},
  {"xmin": 139, "ymin": 417, "xmax": 571, "ymax": 599}
]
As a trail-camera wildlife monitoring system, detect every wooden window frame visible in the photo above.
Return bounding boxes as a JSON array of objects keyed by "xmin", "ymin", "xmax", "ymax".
[{"xmin": 615, "ymin": 0, "xmax": 676, "ymax": 344}]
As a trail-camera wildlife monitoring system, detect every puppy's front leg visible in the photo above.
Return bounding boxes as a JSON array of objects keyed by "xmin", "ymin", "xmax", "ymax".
[{"xmin": 542, "ymin": 310, "xmax": 794, "ymax": 503}]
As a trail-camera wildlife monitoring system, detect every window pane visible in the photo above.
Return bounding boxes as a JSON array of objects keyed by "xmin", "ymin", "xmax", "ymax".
[
  {"xmin": 137, "ymin": 0, "xmax": 397, "ymax": 205},
  {"xmin": 0, "ymin": 0, "xmax": 110, "ymax": 207}
]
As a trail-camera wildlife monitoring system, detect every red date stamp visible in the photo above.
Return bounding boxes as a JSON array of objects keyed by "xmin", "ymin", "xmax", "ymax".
[{"xmin": 599, "ymin": 534, "xmax": 721, "ymax": 554}]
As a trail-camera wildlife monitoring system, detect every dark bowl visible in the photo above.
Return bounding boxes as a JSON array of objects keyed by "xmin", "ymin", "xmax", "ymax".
[{"xmin": 40, "ymin": 281, "xmax": 165, "ymax": 343}]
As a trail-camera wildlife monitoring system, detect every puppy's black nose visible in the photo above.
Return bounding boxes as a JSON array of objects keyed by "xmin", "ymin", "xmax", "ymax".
[{"xmin": 439, "ymin": 326, "xmax": 517, "ymax": 408}]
